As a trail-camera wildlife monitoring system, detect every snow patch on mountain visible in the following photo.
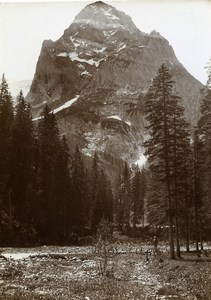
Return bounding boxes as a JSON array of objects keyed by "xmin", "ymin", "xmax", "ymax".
[
  {"xmin": 32, "ymin": 116, "xmax": 43, "ymax": 121},
  {"xmin": 107, "ymin": 115, "xmax": 122, "ymax": 121},
  {"xmin": 58, "ymin": 52, "xmax": 104, "ymax": 67},
  {"xmin": 81, "ymin": 70, "xmax": 92, "ymax": 77},
  {"xmin": 85, "ymin": 152, "xmax": 92, "ymax": 157},
  {"xmin": 103, "ymin": 30, "xmax": 116, "ymax": 37},
  {"xmin": 74, "ymin": 18, "xmax": 129, "ymax": 30},
  {"xmin": 125, "ymin": 121, "xmax": 131, "ymax": 126},
  {"xmin": 32, "ymin": 95, "xmax": 80, "ymax": 121},
  {"xmin": 53, "ymin": 95, "xmax": 80, "ymax": 114},
  {"xmin": 57, "ymin": 53, "xmax": 67, "ymax": 57},
  {"xmin": 78, "ymin": 63, "xmax": 85, "ymax": 69},
  {"xmin": 109, "ymin": 29, "xmax": 117, "ymax": 36},
  {"xmin": 117, "ymin": 43, "xmax": 126, "ymax": 53},
  {"xmin": 70, "ymin": 37, "xmax": 81, "ymax": 48},
  {"xmin": 103, "ymin": 8, "xmax": 120, "ymax": 20},
  {"xmin": 93, "ymin": 47, "xmax": 107, "ymax": 53},
  {"xmin": 106, "ymin": 116, "xmax": 132, "ymax": 127}
]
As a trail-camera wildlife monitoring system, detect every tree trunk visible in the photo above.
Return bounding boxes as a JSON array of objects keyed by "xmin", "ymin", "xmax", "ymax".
[
  {"xmin": 132, "ymin": 198, "xmax": 137, "ymax": 237},
  {"xmin": 199, "ymin": 218, "xmax": 203, "ymax": 251},
  {"xmin": 173, "ymin": 125, "xmax": 181, "ymax": 259},
  {"xmin": 142, "ymin": 212, "xmax": 145, "ymax": 228},
  {"xmin": 185, "ymin": 184, "xmax": 190, "ymax": 252},
  {"xmin": 163, "ymin": 91, "xmax": 175, "ymax": 260},
  {"xmin": 9, "ymin": 188, "xmax": 12, "ymax": 232},
  {"xmin": 168, "ymin": 207, "xmax": 175, "ymax": 259},
  {"xmin": 194, "ymin": 132, "xmax": 199, "ymax": 253},
  {"xmin": 166, "ymin": 172, "xmax": 175, "ymax": 259},
  {"xmin": 132, "ymin": 215, "xmax": 137, "ymax": 237},
  {"xmin": 194, "ymin": 191, "xmax": 199, "ymax": 253},
  {"xmin": 175, "ymin": 197, "xmax": 181, "ymax": 258},
  {"xmin": 185, "ymin": 215, "xmax": 190, "ymax": 252}
]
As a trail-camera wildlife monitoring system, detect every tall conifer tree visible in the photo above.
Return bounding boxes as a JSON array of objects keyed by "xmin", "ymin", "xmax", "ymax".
[
  {"xmin": 131, "ymin": 166, "xmax": 145, "ymax": 235},
  {"xmin": 55, "ymin": 135, "xmax": 71, "ymax": 241},
  {"xmin": 144, "ymin": 64, "xmax": 190, "ymax": 259},
  {"xmin": 197, "ymin": 63, "xmax": 211, "ymax": 235},
  {"xmin": 36, "ymin": 105, "xmax": 62, "ymax": 242},
  {"xmin": 71, "ymin": 145, "xmax": 88, "ymax": 235},
  {"xmin": 0, "ymin": 74, "xmax": 14, "ymax": 233},
  {"xmin": 91, "ymin": 153, "xmax": 113, "ymax": 232},
  {"xmin": 120, "ymin": 163, "xmax": 131, "ymax": 234},
  {"xmin": 10, "ymin": 91, "xmax": 35, "ymax": 222}
]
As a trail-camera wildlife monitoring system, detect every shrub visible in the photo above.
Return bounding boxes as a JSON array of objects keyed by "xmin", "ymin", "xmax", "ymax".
[{"xmin": 94, "ymin": 218, "xmax": 117, "ymax": 277}]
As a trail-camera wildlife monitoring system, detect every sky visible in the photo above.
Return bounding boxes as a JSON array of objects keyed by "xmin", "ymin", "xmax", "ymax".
[{"xmin": 0, "ymin": 0, "xmax": 211, "ymax": 85}]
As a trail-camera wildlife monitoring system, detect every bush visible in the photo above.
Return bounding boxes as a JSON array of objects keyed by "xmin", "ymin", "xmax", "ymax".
[{"xmin": 94, "ymin": 218, "xmax": 117, "ymax": 277}]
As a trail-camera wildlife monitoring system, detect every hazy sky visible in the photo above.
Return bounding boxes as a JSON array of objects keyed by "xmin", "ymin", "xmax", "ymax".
[{"xmin": 0, "ymin": 0, "xmax": 211, "ymax": 84}]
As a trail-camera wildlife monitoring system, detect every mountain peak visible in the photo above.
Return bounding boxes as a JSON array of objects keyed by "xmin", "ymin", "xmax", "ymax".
[
  {"xmin": 89, "ymin": 1, "xmax": 109, "ymax": 7},
  {"xmin": 73, "ymin": 0, "xmax": 137, "ymax": 31},
  {"xmin": 27, "ymin": 0, "xmax": 203, "ymax": 143},
  {"xmin": 27, "ymin": 0, "xmax": 203, "ymax": 168},
  {"xmin": 150, "ymin": 30, "xmax": 164, "ymax": 39}
]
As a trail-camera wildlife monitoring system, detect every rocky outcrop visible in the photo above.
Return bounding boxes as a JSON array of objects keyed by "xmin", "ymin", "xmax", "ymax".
[{"xmin": 27, "ymin": 1, "xmax": 203, "ymax": 165}]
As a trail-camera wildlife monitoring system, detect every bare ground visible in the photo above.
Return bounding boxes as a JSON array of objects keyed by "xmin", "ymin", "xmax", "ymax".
[{"xmin": 0, "ymin": 243, "xmax": 211, "ymax": 300}]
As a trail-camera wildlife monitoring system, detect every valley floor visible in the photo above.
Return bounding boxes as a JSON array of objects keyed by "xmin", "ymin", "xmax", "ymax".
[{"xmin": 0, "ymin": 242, "xmax": 211, "ymax": 300}]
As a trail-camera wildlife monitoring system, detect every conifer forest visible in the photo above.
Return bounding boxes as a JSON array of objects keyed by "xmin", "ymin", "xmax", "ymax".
[{"xmin": 0, "ymin": 61, "xmax": 211, "ymax": 258}]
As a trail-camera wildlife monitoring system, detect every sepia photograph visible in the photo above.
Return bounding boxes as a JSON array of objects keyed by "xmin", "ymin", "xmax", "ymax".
[{"xmin": 0, "ymin": 0, "xmax": 211, "ymax": 299}]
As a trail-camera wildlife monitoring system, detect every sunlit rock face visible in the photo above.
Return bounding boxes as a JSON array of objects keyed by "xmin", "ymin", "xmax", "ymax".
[{"xmin": 27, "ymin": 1, "xmax": 203, "ymax": 169}]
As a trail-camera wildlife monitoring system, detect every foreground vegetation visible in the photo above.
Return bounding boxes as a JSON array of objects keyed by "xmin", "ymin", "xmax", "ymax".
[{"xmin": 0, "ymin": 239, "xmax": 211, "ymax": 300}]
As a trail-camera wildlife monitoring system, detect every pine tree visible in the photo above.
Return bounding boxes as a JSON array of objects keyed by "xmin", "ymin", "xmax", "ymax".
[
  {"xmin": 91, "ymin": 153, "xmax": 113, "ymax": 232},
  {"xmin": 179, "ymin": 139, "xmax": 193, "ymax": 252},
  {"xmin": 144, "ymin": 64, "xmax": 190, "ymax": 259},
  {"xmin": 91, "ymin": 153, "xmax": 100, "ymax": 220},
  {"xmin": 90, "ymin": 152, "xmax": 101, "ymax": 232},
  {"xmin": 120, "ymin": 163, "xmax": 131, "ymax": 234},
  {"xmin": 55, "ymin": 135, "xmax": 71, "ymax": 242},
  {"xmin": 0, "ymin": 74, "xmax": 13, "ymax": 136},
  {"xmin": 169, "ymin": 96, "xmax": 191, "ymax": 258},
  {"xmin": 36, "ymin": 105, "xmax": 62, "ymax": 242},
  {"xmin": 10, "ymin": 91, "xmax": 35, "ymax": 223},
  {"xmin": 71, "ymin": 145, "xmax": 88, "ymax": 235},
  {"xmin": 0, "ymin": 74, "xmax": 14, "ymax": 235},
  {"xmin": 114, "ymin": 174, "xmax": 124, "ymax": 231},
  {"xmin": 131, "ymin": 166, "xmax": 145, "ymax": 235},
  {"xmin": 197, "ymin": 65, "xmax": 211, "ymax": 239},
  {"xmin": 104, "ymin": 178, "xmax": 113, "ymax": 223},
  {"xmin": 205, "ymin": 59, "xmax": 211, "ymax": 89},
  {"xmin": 146, "ymin": 172, "xmax": 168, "ymax": 226}
]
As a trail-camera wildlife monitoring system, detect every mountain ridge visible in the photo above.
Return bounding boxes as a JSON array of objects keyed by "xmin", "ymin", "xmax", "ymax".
[{"xmin": 26, "ymin": 1, "xmax": 203, "ymax": 166}]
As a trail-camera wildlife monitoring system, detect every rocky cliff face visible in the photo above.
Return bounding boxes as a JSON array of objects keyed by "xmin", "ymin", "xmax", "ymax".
[{"xmin": 27, "ymin": 1, "xmax": 203, "ymax": 166}]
